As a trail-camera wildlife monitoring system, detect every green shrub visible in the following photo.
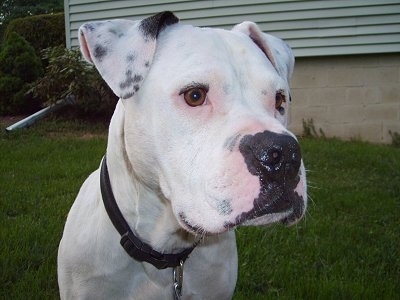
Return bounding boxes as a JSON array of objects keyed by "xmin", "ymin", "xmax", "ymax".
[
  {"xmin": 0, "ymin": 1, "xmax": 63, "ymax": 44},
  {"xmin": 302, "ymin": 118, "xmax": 326, "ymax": 138},
  {"xmin": 4, "ymin": 13, "xmax": 65, "ymax": 54},
  {"xmin": 31, "ymin": 46, "xmax": 118, "ymax": 119},
  {"xmin": 389, "ymin": 130, "xmax": 400, "ymax": 148},
  {"xmin": 0, "ymin": 32, "xmax": 43, "ymax": 115}
]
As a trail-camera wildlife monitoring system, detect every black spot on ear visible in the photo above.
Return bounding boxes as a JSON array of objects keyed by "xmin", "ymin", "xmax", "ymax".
[
  {"xmin": 94, "ymin": 44, "xmax": 107, "ymax": 61},
  {"xmin": 119, "ymin": 71, "xmax": 143, "ymax": 90},
  {"xmin": 139, "ymin": 11, "xmax": 179, "ymax": 39},
  {"xmin": 122, "ymin": 91, "xmax": 134, "ymax": 99},
  {"xmin": 109, "ymin": 28, "xmax": 117, "ymax": 35},
  {"xmin": 84, "ymin": 23, "xmax": 95, "ymax": 32},
  {"xmin": 120, "ymin": 71, "xmax": 133, "ymax": 89},
  {"xmin": 133, "ymin": 74, "xmax": 143, "ymax": 82},
  {"xmin": 144, "ymin": 61, "xmax": 150, "ymax": 68},
  {"xmin": 126, "ymin": 53, "xmax": 136, "ymax": 62}
]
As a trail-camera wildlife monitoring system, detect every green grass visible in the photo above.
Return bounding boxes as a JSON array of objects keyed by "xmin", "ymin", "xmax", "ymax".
[
  {"xmin": 235, "ymin": 138, "xmax": 400, "ymax": 299},
  {"xmin": 1, "ymin": 119, "xmax": 399, "ymax": 299},
  {"xmin": 0, "ymin": 119, "xmax": 107, "ymax": 299}
]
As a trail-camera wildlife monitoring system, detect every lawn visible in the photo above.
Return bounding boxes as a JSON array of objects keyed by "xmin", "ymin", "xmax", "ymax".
[{"xmin": 1, "ymin": 119, "xmax": 399, "ymax": 299}]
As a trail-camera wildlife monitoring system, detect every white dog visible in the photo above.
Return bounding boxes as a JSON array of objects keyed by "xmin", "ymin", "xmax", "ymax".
[{"xmin": 58, "ymin": 11, "xmax": 307, "ymax": 300}]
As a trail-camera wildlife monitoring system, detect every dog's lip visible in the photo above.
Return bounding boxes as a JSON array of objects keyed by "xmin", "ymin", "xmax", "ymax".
[
  {"xmin": 241, "ymin": 210, "xmax": 292, "ymax": 226},
  {"xmin": 179, "ymin": 213, "xmax": 202, "ymax": 233},
  {"xmin": 281, "ymin": 199, "xmax": 305, "ymax": 226},
  {"xmin": 178, "ymin": 212, "xmax": 213, "ymax": 235},
  {"xmin": 239, "ymin": 208, "xmax": 302, "ymax": 227},
  {"xmin": 178, "ymin": 212, "xmax": 230, "ymax": 236},
  {"xmin": 225, "ymin": 190, "xmax": 305, "ymax": 228},
  {"xmin": 177, "ymin": 188, "xmax": 305, "ymax": 234},
  {"xmin": 223, "ymin": 208, "xmax": 299, "ymax": 230}
]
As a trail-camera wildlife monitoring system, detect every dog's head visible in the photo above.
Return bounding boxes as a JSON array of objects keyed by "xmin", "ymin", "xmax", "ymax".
[{"xmin": 79, "ymin": 11, "xmax": 307, "ymax": 235}]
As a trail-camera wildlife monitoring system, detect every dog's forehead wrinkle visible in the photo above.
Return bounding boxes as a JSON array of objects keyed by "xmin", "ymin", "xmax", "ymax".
[
  {"xmin": 222, "ymin": 83, "xmax": 232, "ymax": 95},
  {"xmin": 156, "ymin": 28, "xmax": 262, "ymax": 90},
  {"xmin": 159, "ymin": 25, "xmax": 231, "ymax": 62}
]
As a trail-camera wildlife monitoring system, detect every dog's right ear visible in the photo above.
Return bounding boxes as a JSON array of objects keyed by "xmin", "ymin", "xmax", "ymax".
[
  {"xmin": 79, "ymin": 11, "xmax": 179, "ymax": 99},
  {"xmin": 232, "ymin": 21, "xmax": 294, "ymax": 83}
]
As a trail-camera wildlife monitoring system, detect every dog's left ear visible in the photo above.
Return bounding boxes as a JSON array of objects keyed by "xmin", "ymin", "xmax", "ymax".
[
  {"xmin": 79, "ymin": 11, "xmax": 179, "ymax": 99},
  {"xmin": 232, "ymin": 22, "xmax": 294, "ymax": 82}
]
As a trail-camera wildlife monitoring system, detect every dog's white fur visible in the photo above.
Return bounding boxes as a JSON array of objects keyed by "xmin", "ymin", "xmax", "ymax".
[{"xmin": 58, "ymin": 12, "xmax": 306, "ymax": 299}]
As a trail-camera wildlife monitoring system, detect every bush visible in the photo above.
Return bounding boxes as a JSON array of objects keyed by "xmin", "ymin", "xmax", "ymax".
[
  {"xmin": 389, "ymin": 130, "xmax": 400, "ymax": 148},
  {"xmin": 4, "ymin": 13, "xmax": 65, "ymax": 54},
  {"xmin": 302, "ymin": 118, "xmax": 325, "ymax": 138},
  {"xmin": 31, "ymin": 46, "xmax": 118, "ymax": 119},
  {"xmin": 0, "ymin": 32, "xmax": 43, "ymax": 115}
]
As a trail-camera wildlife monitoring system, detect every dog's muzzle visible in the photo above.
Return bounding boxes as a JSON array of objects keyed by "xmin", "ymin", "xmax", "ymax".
[{"xmin": 234, "ymin": 130, "xmax": 304, "ymax": 225}]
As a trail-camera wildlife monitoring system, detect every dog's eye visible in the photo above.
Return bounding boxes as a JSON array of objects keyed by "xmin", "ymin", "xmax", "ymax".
[
  {"xmin": 183, "ymin": 88, "xmax": 207, "ymax": 107},
  {"xmin": 275, "ymin": 90, "xmax": 286, "ymax": 115}
]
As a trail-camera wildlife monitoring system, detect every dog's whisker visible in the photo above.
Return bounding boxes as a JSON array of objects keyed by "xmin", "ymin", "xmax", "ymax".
[{"xmin": 307, "ymin": 184, "xmax": 320, "ymax": 190}]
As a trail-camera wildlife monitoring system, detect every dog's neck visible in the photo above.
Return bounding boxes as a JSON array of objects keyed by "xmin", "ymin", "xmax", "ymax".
[{"xmin": 104, "ymin": 101, "xmax": 195, "ymax": 254}]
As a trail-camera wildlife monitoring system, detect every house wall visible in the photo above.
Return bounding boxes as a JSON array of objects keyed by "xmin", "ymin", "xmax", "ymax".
[
  {"xmin": 289, "ymin": 53, "xmax": 400, "ymax": 143},
  {"xmin": 64, "ymin": 0, "xmax": 400, "ymax": 143},
  {"xmin": 65, "ymin": 0, "xmax": 400, "ymax": 56}
]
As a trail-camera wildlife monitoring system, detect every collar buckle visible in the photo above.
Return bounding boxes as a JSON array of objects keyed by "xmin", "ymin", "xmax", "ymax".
[{"xmin": 120, "ymin": 231, "xmax": 169, "ymax": 269}]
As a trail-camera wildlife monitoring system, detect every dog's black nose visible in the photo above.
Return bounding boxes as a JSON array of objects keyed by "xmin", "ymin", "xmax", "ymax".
[
  {"xmin": 235, "ymin": 130, "xmax": 303, "ymax": 222},
  {"xmin": 239, "ymin": 131, "xmax": 301, "ymax": 187}
]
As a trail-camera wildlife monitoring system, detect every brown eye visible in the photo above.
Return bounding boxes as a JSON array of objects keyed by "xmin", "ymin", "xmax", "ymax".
[
  {"xmin": 183, "ymin": 88, "xmax": 207, "ymax": 107},
  {"xmin": 275, "ymin": 90, "xmax": 286, "ymax": 114}
]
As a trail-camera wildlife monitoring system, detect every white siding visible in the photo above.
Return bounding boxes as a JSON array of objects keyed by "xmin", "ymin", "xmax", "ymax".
[{"xmin": 65, "ymin": 0, "xmax": 400, "ymax": 56}]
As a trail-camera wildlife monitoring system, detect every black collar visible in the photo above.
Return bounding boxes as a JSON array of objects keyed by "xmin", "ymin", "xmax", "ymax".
[{"xmin": 100, "ymin": 155, "xmax": 196, "ymax": 269}]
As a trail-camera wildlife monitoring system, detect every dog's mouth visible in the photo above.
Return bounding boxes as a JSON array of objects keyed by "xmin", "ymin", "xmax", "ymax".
[
  {"xmin": 177, "ymin": 187, "xmax": 305, "ymax": 236},
  {"xmin": 230, "ymin": 189, "xmax": 305, "ymax": 228},
  {"xmin": 243, "ymin": 183, "xmax": 303, "ymax": 218},
  {"xmin": 178, "ymin": 212, "xmax": 219, "ymax": 236}
]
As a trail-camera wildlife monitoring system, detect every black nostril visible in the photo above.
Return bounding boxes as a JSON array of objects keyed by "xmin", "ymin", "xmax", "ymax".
[
  {"xmin": 239, "ymin": 130, "xmax": 301, "ymax": 182},
  {"xmin": 259, "ymin": 145, "xmax": 283, "ymax": 172}
]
